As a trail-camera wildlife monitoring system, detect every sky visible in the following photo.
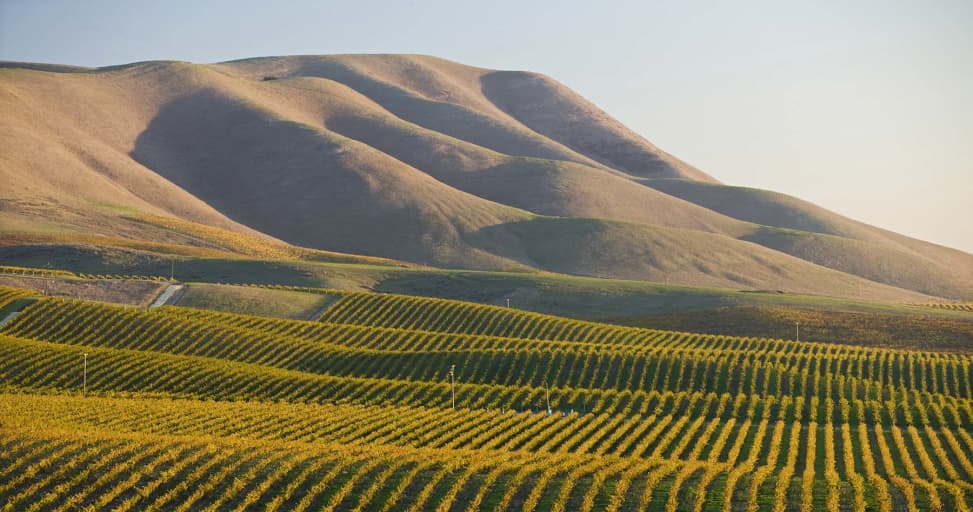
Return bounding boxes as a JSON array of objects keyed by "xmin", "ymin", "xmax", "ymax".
[{"xmin": 2, "ymin": 0, "xmax": 971, "ymax": 252}]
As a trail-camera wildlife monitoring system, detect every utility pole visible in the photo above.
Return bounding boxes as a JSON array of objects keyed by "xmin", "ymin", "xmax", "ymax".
[
  {"xmin": 82, "ymin": 353, "xmax": 88, "ymax": 398},
  {"xmin": 170, "ymin": 260, "xmax": 175, "ymax": 282},
  {"xmin": 449, "ymin": 364, "xmax": 455, "ymax": 409},
  {"xmin": 44, "ymin": 262, "xmax": 52, "ymax": 296},
  {"xmin": 795, "ymin": 321, "xmax": 800, "ymax": 342},
  {"xmin": 545, "ymin": 383, "xmax": 551, "ymax": 415}
]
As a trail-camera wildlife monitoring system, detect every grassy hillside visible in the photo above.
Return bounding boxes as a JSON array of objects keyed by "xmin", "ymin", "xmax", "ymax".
[
  {"xmin": 1, "ymin": 284, "xmax": 971, "ymax": 510},
  {"xmin": 477, "ymin": 217, "xmax": 934, "ymax": 301},
  {"xmin": 627, "ymin": 305, "xmax": 973, "ymax": 352},
  {"xmin": 0, "ymin": 274, "xmax": 163, "ymax": 307},
  {"xmin": 743, "ymin": 227, "xmax": 973, "ymax": 299},
  {"xmin": 2, "ymin": 55, "xmax": 970, "ymax": 300},
  {"xmin": 480, "ymin": 70, "xmax": 716, "ymax": 182},
  {"xmin": 646, "ymin": 179, "xmax": 973, "ymax": 299},
  {"xmin": 175, "ymin": 283, "xmax": 338, "ymax": 320}
]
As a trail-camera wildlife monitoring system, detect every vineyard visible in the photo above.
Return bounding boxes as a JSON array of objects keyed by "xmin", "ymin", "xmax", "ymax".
[
  {"xmin": 0, "ymin": 265, "xmax": 77, "ymax": 278},
  {"xmin": 0, "ymin": 286, "xmax": 35, "ymax": 312},
  {"xmin": 0, "ymin": 284, "xmax": 972, "ymax": 510},
  {"xmin": 914, "ymin": 303, "xmax": 973, "ymax": 313}
]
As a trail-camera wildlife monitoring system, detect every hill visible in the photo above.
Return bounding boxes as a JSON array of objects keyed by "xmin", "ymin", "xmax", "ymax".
[
  {"xmin": 1, "ymin": 54, "xmax": 971, "ymax": 301},
  {"xmin": 645, "ymin": 179, "xmax": 973, "ymax": 299}
]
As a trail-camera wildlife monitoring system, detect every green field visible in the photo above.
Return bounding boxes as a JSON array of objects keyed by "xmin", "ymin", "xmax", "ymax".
[
  {"xmin": 1, "ymin": 281, "xmax": 972, "ymax": 511},
  {"xmin": 174, "ymin": 283, "xmax": 340, "ymax": 320}
]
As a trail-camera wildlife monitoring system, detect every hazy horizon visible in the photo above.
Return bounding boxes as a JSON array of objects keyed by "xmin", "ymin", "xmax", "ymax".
[{"xmin": 2, "ymin": 0, "xmax": 970, "ymax": 253}]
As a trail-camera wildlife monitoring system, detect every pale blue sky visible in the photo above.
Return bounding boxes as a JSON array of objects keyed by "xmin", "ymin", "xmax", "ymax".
[{"xmin": 2, "ymin": 0, "xmax": 970, "ymax": 252}]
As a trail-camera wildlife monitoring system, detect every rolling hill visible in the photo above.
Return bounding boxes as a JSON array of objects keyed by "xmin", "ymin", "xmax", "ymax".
[{"xmin": 1, "ymin": 54, "xmax": 970, "ymax": 301}]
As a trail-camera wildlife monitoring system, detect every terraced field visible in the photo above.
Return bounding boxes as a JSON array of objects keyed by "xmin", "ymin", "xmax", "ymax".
[{"xmin": 0, "ymin": 284, "xmax": 971, "ymax": 511}]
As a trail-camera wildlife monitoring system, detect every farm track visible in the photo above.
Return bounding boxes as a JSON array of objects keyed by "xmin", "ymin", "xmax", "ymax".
[{"xmin": 149, "ymin": 284, "xmax": 183, "ymax": 308}]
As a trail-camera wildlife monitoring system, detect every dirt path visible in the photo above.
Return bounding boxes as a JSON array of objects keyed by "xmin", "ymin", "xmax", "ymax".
[
  {"xmin": 308, "ymin": 304, "xmax": 331, "ymax": 321},
  {"xmin": 149, "ymin": 284, "xmax": 184, "ymax": 309},
  {"xmin": 0, "ymin": 311, "xmax": 20, "ymax": 328}
]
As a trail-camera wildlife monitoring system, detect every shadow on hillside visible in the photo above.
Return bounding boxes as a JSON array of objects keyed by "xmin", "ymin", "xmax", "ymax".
[
  {"xmin": 480, "ymin": 70, "xmax": 677, "ymax": 179},
  {"xmin": 128, "ymin": 92, "xmax": 420, "ymax": 258},
  {"xmin": 293, "ymin": 59, "xmax": 571, "ymax": 161}
]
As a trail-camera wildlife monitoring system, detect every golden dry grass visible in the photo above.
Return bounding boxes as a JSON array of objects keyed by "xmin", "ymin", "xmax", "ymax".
[
  {"xmin": 474, "ymin": 217, "xmax": 936, "ymax": 302},
  {"xmin": 648, "ymin": 179, "xmax": 973, "ymax": 299},
  {"xmin": 1, "ymin": 54, "xmax": 969, "ymax": 300},
  {"xmin": 0, "ymin": 275, "xmax": 165, "ymax": 306},
  {"xmin": 127, "ymin": 214, "xmax": 411, "ymax": 266},
  {"xmin": 173, "ymin": 282, "xmax": 339, "ymax": 319}
]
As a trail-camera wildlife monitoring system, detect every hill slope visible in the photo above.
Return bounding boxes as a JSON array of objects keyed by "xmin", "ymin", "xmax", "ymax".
[
  {"xmin": 1, "ymin": 54, "xmax": 969, "ymax": 300},
  {"xmin": 645, "ymin": 179, "xmax": 973, "ymax": 298}
]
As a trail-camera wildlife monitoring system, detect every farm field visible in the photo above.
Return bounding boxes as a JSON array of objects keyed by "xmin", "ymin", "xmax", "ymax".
[
  {"xmin": 1, "ymin": 282, "xmax": 972, "ymax": 511},
  {"xmin": 2, "ymin": 262, "xmax": 971, "ymax": 350}
]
